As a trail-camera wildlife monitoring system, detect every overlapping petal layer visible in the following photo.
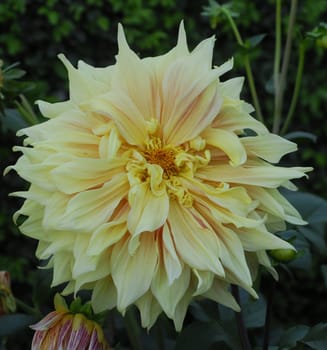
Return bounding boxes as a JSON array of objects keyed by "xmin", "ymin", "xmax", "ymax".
[{"xmin": 8, "ymin": 22, "xmax": 312, "ymax": 331}]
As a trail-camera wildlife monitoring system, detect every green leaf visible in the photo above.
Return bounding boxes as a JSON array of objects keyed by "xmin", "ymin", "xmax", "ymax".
[
  {"xmin": 284, "ymin": 131, "xmax": 318, "ymax": 142},
  {"xmin": 0, "ymin": 313, "xmax": 37, "ymax": 337},
  {"xmin": 279, "ymin": 325, "xmax": 309, "ymax": 348},
  {"xmin": 2, "ymin": 108, "xmax": 29, "ymax": 133},
  {"xmin": 174, "ymin": 320, "xmax": 240, "ymax": 350},
  {"xmin": 3, "ymin": 68, "xmax": 26, "ymax": 80},
  {"xmin": 247, "ymin": 33, "xmax": 266, "ymax": 47},
  {"xmin": 283, "ymin": 192, "xmax": 327, "ymax": 225},
  {"xmin": 302, "ymin": 323, "xmax": 327, "ymax": 350},
  {"xmin": 242, "ymin": 294, "xmax": 266, "ymax": 328}
]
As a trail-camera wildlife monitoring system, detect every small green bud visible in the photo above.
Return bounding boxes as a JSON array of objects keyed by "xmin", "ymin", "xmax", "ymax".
[
  {"xmin": 316, "ymin": 35, "xmax": 327, "ymax": 49},
  {"xmin": 269, "ymin": 249, "xmax": 297, "ymax": 263}
]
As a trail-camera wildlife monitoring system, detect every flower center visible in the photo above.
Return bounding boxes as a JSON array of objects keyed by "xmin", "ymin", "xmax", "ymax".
[{"xmin": 143, "ymin": 138, "xmax": 179, "ymax": 177}]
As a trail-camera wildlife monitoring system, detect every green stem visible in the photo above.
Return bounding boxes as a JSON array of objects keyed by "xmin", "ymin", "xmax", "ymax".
[
  {"xmin": 124, "ymin": 308, "xmax": 143, "ymax": 350},
  {"xmin": 273, "ymin": 0, "xmax": 282, "ymax": 116},
  {"xmin": 221, "ymin": 8, "xmax": 264, "ymax": 123},
  {"xmin": 231, "ymin": 285, "xmax": 252, "ymax": 350},
  {"xmin": 15, "ymin": 298, "xmax": 41, "ymax": 317},
  {"xmin": 273, "ymin": 0, "xmax": 298, "ymax": 134},
  {"xmin": 281, "ymin": 42, "xmax": 306, "ymax": 135},
  {"xmin": 262, "ymin": 279, "xmax": 277, "ymax": 350}
]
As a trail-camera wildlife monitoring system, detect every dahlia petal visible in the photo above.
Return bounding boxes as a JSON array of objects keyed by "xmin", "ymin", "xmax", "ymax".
[
  {"xmin": 135, "ymin": 291, "xmax": 162, "ymax": 330},
  {"xmin": 115, "ymin": 24, "xmax": 157, "ymax": 124},
  {"xmin": 203, "ymin": 279, "xmax": 240, "ymax": 312},
  {"xmin": 237, "ymin": 226, "xmax": 294, "ymax": 252},
  {"xmin": 52, "ymin": 252, "xmax": 73, "ymax": 287},
  {"xmin": 192, "ymin": 269, "xmax": 214, "ymax": 296},
  {"xmin": 98, "ymin": 127, "xmax": 122, "ymax": 159},
  {"xmin": 51, "ymin": 158, "xmax": 126, "ymax": 194},
  {"xmin": 219, "ymin": 76, "xmax": 244, "ymax": 99},
  {"xmin": 151, "ymin": 264, "xmax": 190, "ymax": 318},
  {"xmin": 58, "ymin": 174, "xmax": 129, "ymax": 232},
  {"xmin": 77, "ymin": 60, "xmax": 113, "ymax": 88},
  {"xmin": 92, "ymin": 277, "xmax": 117, "ymax": 313},
  {"xmin": 197, "ymin": 163, "xmax": 312, "ymax": 188},
  {"xmin": 173, "ymin": 288, "xmax": 193, "ymax": 332},
  {"xmin": 88, "ymin": 221, "xmax": 127, "ymax": 256},
  {"xmin": 246, "ymin": 187, "xmax": 306, "ymax": 225},
  {"xmin": 202, "ymin": 127, "xmax": 247, "ymax": 166},
  {"xmin": 111, "ymin": 233, "xmax": 158, "ymax": 310},
  {"xmin": 241, "ymin": 134, "xmax": 297, "ymax": 163},
  {"xmin": 162, "ymin": 67, "xmax": 222, "ymax": 145},
  {"xmin": 72, "ymin": 236, "xmax": 100, "ymax": 278},
  {"xmin": 162, "ymin": 223, "xmax": 183, "ymax": 283},
  {"xmin": 43, "ymin": 192, "xmax": 71, "ymax": 230},
  {"xmin": 169, "ymin": 201, "xmax": 225, "ymax": 276},
  {"xmin": 30, "ymin": 311, "xmax": 65, "ymax": 331},
  {"xmin": 36, "ymin": 100, "xmax": 74, "ymax": 119},
  {"xmin": 58, "ymin": 54, "xmax": 108, "ymax": 102},
  {"xmin": 85, "ymin": 92, "xmax": 148, "ymax": 146},
  {"xmin": 214, "ymin": 224, "xmax": 252, "ymax": 286},
  {"xmin": 127, "ymin": 182, "xmax": 169, "ymax": 236},
  {"xmin": 257, "ymin": 250, "xmax": 278, "ymax": 280},
  {"xmin": 213, "ymin": 101, "xmax": 268, "ymax": 135}
]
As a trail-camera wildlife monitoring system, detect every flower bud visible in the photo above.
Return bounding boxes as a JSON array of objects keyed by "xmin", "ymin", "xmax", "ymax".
[
  {"xmin": 269, "ymin": 248, "xmax": 297, "ymax": 263},
  {"xmin": 31, "ymin": 294, "xmax": 110, "ymax": 350},
  {"xmin": 0, "ymin": 271, "xmax": 16, "ymax": 315}
]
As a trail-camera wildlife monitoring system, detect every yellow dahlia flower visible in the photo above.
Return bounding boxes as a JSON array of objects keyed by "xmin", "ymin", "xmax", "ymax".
[{"xmin": 7, "ymin": 23, "xmax": 311, "ymax": 330}]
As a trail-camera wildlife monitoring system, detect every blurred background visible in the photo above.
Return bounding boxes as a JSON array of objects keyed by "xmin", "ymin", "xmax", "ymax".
[{"xmin": 0, "ymin": 0, "xmax": 326, "ymax": 349}]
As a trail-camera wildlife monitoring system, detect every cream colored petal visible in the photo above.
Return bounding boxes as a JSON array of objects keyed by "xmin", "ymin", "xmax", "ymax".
[
  {"xmin": 51, "ymin": 158, "xmax": 126, "ymax": 194},
  {"xmin": 72, "ymin": 235, "xmax": 99, "ymax": 277},
  {"xmin": 193, "ymin": 195, "xmax": 262, "ymax": 229},
  {"xmin": 151, "ymin": 263, "xmax": 190, "ymax": 318},
  {"xmin": 73, "ymin": 251, "xmax": 111, "ymax": 292},
  {"xmin": 36, "ymin": 100, "xmax": 75, "ymax": 119},
  {"xmin": 114, "ymin": 24, "xmax": 157, "ymax": 123},
  {"xmin": 77, "ymin": 60, "xmax": 113, "ymax": 88},
  {"xmin": 173, "ymin": 287, "xmax": 193, "ymax": 331},
  {"xmin": 42, "ymin": 230, "xmax": 76, "ymax": 257},
  {"xmin": 85, "ymin": 92, "xmax": 148, "ymax": 146},
  {"xmin": 9, "ymin": 151, "xmax": 71, "ymax": 192},
  {"xmin": 162, "ymin": 68, "xmax": 222, "ymax": 145},
  {"xmin": 135, "ymin": 291, "xmax": 162, "ymax": 330},
  {"xmin": 58, "ymin": 174, "xmax": 129, "ymax": 232},
  {"xmin": 197, "ymin": 163, "xmax": 312, "ymax": 188},
  {"xmin": 213, "ymin": 100, "xmax": 268, "ymax": 135},
  {"xmin": 98, "ymin": 126, "xmax": 122, "ymax": 159},
  {"xmin": 203, "ymin": 279, "xmax": 240, "ymax": 312},
  {"xmin": 51, "ymin": 252, "xmax": 73, "ymax": 287},
  {"xmin": 42, "ymin": 192, "xmax": 71, "ymax": 230},
  {"xmin": 111, "ymin": 233, "xmax": 158, "ymax": 310},
  {"xmin": 192, "ymin": 269, "xmax": 214, "ymax": 296},
  {"xmin": 162, "ymin": 223, "xmax": 183, "ymax": 283},
  {"xmin": 127, "ymin": 182, "xmax": 169, "ymax": 236},
  {"xmin": 246, "ymin": 187, "xmax": 306, "ymax": 225},
  {"xmin": 202, "ymin": 127, "xmax": 247, "ymax": 166},
  {"xmin": 219, "ymin": 76, "xmax": 244, "ymax": 99},
  {"xmin": 241, "ymin": 134, "xmax": 297, "ymax": 163},
  {"xmin": 92, "ymin": 277, "xmax": 117, "ymax": 313},
  {"xmin": 213, "ymin": 223, "xmax": 252, "ymax": 286},
  {"xmin": 58, "ymin": 54, "xmax": 108, "ymax": 102},
  {"xmin": 87, "ymin": 221, "xmax": 127, "ymax": 256},
  {"xmin": 237, "ymin": 226, "xmax": 294, "ymax": 252},
  {"xmin": 182, "ymin": 177, "xmax": 253, "ymax": 217},
  {"xmin": 257, "ymin": 250, "xmax": 278, "ymax": 280},
  {"xmin": 168, "ymin": 201, "xmax": 225, "ymax": 276}
]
